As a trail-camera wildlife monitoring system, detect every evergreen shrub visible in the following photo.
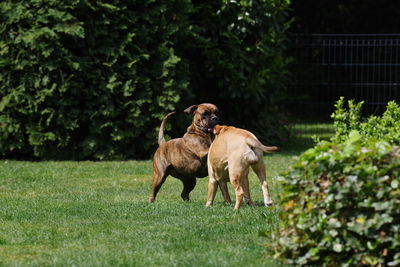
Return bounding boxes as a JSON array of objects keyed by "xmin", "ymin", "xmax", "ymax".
[{"xmin": 0, "ymin": 0, "xmax": 191, "ymax": 159}]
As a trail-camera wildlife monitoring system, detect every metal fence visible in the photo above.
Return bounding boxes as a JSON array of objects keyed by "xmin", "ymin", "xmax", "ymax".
[{"xmin": 288, "ymin": 34, "xmax": 400, "ymax": 117}]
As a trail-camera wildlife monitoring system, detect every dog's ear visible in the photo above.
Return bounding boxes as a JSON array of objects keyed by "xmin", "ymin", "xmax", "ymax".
[
  {"xmin": 213, "ymin": 125, "xmax": 223, "ymax": 135},
  {"xmin": 184, "ymin": 105, "xmax": 198, "ymax": 114}
]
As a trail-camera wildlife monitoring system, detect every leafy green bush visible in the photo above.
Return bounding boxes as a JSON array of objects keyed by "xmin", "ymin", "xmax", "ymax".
[
  {"xmin": 0, "ymin": 0, "xmax": 291, "ymax": 159},
  {"xmin": 273, "ymin": 132, "xmax": 400, "ymax": 266},
  {"xmin": 272, "ymin": 100, "xmax": 400, "ymax": 266},
  {"xmin": 331, "ymin": 97, "xmax": 400, "ymax": 145}
]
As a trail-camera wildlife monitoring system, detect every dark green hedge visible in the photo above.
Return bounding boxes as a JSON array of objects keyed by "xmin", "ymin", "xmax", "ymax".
[{"xmin": 0, "ymin": 0, "xmax": 291, "ymax": 159}]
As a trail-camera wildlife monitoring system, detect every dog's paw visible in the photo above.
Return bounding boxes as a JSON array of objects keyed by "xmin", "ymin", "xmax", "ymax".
[
  {"xmin": 181, "ymin": 194, "xmax": 190, "ymax": 201},
  {"xmin": 246, "ymin": 201, "xmax": 255, "ymax": 207},
  {"xmin": 265, "ymin": 201, "xmax": 273, "ymax": 207}
]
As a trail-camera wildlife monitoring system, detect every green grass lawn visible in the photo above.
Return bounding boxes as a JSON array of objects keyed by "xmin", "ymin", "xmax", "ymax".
[{"xmin": 0, "ymin": 123, "xmax": 332, "ymax": 266}]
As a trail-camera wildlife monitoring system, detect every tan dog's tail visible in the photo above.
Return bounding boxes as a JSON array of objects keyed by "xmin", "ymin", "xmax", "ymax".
[
  {"xmin": 158, "ymin": 112, "xmax": 175, "ymax": 145},
  {"xmin": 246, "ymin": 138, "xmax": 279, "ymax": 153}
]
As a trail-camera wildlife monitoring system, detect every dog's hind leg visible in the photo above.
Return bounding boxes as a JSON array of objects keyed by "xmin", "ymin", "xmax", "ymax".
[
  {"xmin": 219, "ymin": 181, "xmax": 232, "ymax": 204},
  {"xmin": 228, "ymin": 160, "xmax": 246, "ymax": 209},
  {"xmin": 231, "ymin": 175, "xmax": 244, "ymax": 209},
  {"xmin": 149, "ymin": 160, "xmax": 169, "ymax": 203},
  {"xmin": 228, "ymin": 169, "xmax": 245, "ymax": 209},
  {"xmin": 241, "ymin": 169, "xmax": 254, "ymax": 206},
  {"xmin": 180, "ymin": 177, "xmax": 196, "ymax": 201},
  {"xmin": 149, "ymin": 172, "xmax": 168, "ymax": 203},
  {"xmin": 251, "ymin": 157, "xmax": 273, "ymax": 206}
]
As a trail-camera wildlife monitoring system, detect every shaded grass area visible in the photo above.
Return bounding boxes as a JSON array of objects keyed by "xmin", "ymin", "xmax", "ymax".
[
  {"xmin": 281, "ymin": 121, "xmax": 334, "ymax": 153},
  {"xmin": 0, "ymin": 122, "xmax": 333, "ymax": 266}
]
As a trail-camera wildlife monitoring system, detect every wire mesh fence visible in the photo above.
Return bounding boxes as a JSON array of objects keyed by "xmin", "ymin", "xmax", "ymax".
[
  {"xmin": 288, "ymin": 33, "xmax": 400, "ymax": 116},
  {"xmin": 287, "ymin": 34, "xmax": 400, "ymax": 140}
]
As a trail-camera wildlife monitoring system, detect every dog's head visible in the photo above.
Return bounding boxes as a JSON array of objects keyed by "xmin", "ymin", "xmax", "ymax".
[{"xmin": 184, "ymin": 103, "xmax": 220, "ymax": 133}]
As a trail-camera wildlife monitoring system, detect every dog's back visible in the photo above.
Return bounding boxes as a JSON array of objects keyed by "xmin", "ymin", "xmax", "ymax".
[{"xmin": 210, "ymin": 125, "xmax": 278, "ymax": 166}]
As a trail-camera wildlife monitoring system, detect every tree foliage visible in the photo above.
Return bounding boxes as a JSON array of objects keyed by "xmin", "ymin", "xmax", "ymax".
[{"xmin": 0, "ymin": 0, "xmax": 291, "ymax": 159}]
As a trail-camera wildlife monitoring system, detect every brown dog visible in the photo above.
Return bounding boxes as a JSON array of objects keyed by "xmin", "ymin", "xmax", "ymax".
[
  {"xmin": 149, "ymin": 103, "xmax": 231, "ymax": 203},
  {"xmin": 206, "ymin": 125, "xmax": 279, "ymax": 209}
]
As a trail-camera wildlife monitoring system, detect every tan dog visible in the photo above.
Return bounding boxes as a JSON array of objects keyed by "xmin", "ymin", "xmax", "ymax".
[
  {"xmin": 149, "ymin": 103, "xmax": 231, "ymax": 203},
  {"xmin": 206, "ymin": 125, "xmax": 279, "ymax": 209}
]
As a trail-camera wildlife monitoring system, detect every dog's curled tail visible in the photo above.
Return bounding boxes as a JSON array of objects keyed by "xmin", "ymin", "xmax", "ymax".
[
  {"xmin": 158, "ymin": 112, "xmax": 175, "ymax": 145},
  {"xmin": 246, "ymin": 138, "xmax": 279, "ymax": 153}
]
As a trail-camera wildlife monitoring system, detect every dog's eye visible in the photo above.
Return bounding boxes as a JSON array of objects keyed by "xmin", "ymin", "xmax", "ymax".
[{"xmin": 201, "ymin": 112, "xmax": 209, "ymax": 119}]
